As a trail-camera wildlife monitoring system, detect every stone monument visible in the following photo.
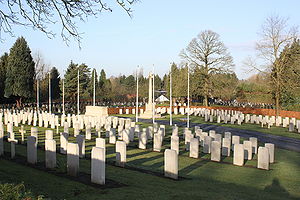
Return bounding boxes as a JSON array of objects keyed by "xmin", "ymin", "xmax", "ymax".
[
  {"xmin": 140, "ymin": 72, "xmax": 161, "ymax": 119},
  {"xmin": 85, "ymin": 106, "xmax": 108, "ymax": 117}
]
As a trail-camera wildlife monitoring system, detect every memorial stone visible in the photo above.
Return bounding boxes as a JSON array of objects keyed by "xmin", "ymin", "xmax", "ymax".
[
  {"xmin": 91, "ymin": 147, "xmax": 105, "ymax": 185},
  {"xmin": 45, "ymin": 139, "xmax": 56, "ymax": 168},
  {"xmin": 76, "ymin": 135, "xmax": 85, "ymax": 158},
  {"xmin": 257, "ymin": 147, "xmax": 269, "ymax": 170},
  {"xmin": 27, "ymin": 136, "xmax": 37, "ymax": 164},
  {"xmin": 233, "ymin": 144, "xmax": 244, "ymax": 166},
  {"xmin": 211, "ymin": 141, "xmax": 221, "ymax": 162},
  {"xmin": 164, "ymin": 149, "xmax": 178, "ymax": 179},
  {"xmin": 265, "ymin": 143, "xmax": 275, "ymax": 163},
  {"xmin": 189, "ymin": 138, "xmax": 199, "ymax": 158},
  {"xmin": 116, "ymin": 141, "xmax": 126, "ymax": 167},
  {"xmin": 67, "ymin": 143, "xmax": 79, "ymax": 176}
]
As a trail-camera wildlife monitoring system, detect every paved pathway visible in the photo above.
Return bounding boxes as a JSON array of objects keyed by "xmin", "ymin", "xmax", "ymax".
[{"xmin": 136, "ymin": 118, "xmax": 300, "ymax": 153}]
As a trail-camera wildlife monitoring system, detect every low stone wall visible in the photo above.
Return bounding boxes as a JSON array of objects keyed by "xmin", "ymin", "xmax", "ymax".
[
  {"xmin": 108, "ymin": 107, "xmax": 145, "ymax": 115},
  {"xmin": 109, "ymin": 105, "xmax": 300, "ymax": 119}
]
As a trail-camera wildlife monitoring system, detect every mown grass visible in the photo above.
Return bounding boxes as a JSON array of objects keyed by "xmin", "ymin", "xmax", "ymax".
[{"xmin": 0, "ymin": 121, "xmax": 299, "ymax": 200}]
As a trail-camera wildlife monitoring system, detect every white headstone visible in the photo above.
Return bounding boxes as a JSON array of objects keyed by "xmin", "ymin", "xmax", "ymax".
[
  {"xmin": 27, "ymin": 136, "xmax": 37, "ymax": 164},
  {"xmin": 265, "ymin": 143, "xmax": 275, "ymax": 163},
  {"xmin": 91, "ymin": 147, "xmax": 105, "ymax": 185},
  {"xmin": 76, "ymin": 135, "xmax": 85, "ymax": 158},
  {"xmin": 189, "ymin": 138, "xmax": 199, "ymax": 158},
  {"xmin": 116, "ymin": 141, "xmax": 126, "ymax": 167},
  {"xmin": 67, "ymin": 143, "xmax": 79, "ymax": 176},
  {"xmin": 233, "ymin": 144, "xmax": 244, "ymax": 166},
  {"xmin": 164, "ymin": 149, "xmax": 178, "ymax": 179},
  {"xmin": 45, "ymin": 139, "xmax": 56, "ymax": 169},
  {"xmin": 257, "ymin": 147, "xmax": 269, "ymax": 170},
  {"xmin": 211, "ymin": 141, "xmax": 221, "ymax": 162}
]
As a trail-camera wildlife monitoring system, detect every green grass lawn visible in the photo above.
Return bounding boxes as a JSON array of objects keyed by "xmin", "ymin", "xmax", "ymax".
[{"xmin": 0, "ymin": 121, "xmax": 300, "ymax": 200}]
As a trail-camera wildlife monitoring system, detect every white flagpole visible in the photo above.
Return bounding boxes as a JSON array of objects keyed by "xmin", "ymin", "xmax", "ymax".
[
  {"xmin": 93, "ymin": 69, "xmax": 96, "ymax": 106},
  {"xmin": 49, "ymin": 72, "xmax": 51, "ymax": 113},
  {"xmin": 136, "ymin": 66, "xmax": 139, "ymax": 122},
  {"xmin": 187, "ymin": 64, "xmax": 190, "ymax": 128},
  {"xmin": 62, "ymin": 78, "xmax": 65, "ymax": 115},
  {"xmin": 170, "ymin": 64, "xmax": 172, "ymax": 126},
  {"xmin": 77, "ymin": 69, "xmax": 80, "ymax": 115},
  {"xmin": 152, "ymin": 65, "xmax": 155, "ymax": 124},
  {"xmin": 37, "ymin": 79, "xmax": 39, "ymax": 112}
]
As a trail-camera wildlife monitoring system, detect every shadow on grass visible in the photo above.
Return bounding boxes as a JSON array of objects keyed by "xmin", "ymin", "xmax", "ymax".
[
  {"xmin": 127, "ymin": 150, "xmax": 152, "ymax": 158},
  {"xmin": 128, "ymin": 154, "xmax": 163, "ymax": 166},
  {"xmin": 180, "ymin": 159, "xmax": 210, "ymax": 176},
  {"xmin": 264, "ymin": 178, "xmax": 291, "ymax": 198}
]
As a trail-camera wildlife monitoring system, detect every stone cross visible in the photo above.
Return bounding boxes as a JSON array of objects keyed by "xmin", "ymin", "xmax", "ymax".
[{"xmin": 19, "ymin": 125, "xmax": 26, "ymax": 143}]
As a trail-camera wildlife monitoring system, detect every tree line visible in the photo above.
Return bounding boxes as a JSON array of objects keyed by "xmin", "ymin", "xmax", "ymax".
[{"xmin": 1, "ymin": 15, "xmax": 300, "ymax": 112}]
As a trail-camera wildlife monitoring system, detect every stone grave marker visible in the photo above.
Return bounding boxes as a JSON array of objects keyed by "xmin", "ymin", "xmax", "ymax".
[
  {"xmin": 257, "ymin": 147, "xmax": 269, "ymax": 170},
  {"xmin": 60, "ymin": 132, "xmax": 68, "ymax": 154},
  {"xmin": 211, "ymin": 141, "xmax": 221, "ymax": 162},
  {"xmin": 91, "ymin": 147, "xmax": 105, "ymax": 185},
  {"xmin": 67, "ymin": 143, "xmax": 79, "ymax": 176},
  {"xmin": 45, "ymin": 139, "xmax": 56, "ymax": 169},
  {"xmin": 265, "ymin": 143, "xmax": 275, "ymax": 163},
  {"xmin": 116, "ymin": 141, "xmax": 126, "ymax": 167},
  {"xmin": 243, "ymin": 141, "xmax": 252, "ymax": 160},
  {"xmin": 27, "ymin": 136, "xmax": 37, "ymax": 164},
  {"xmin": 76, "ymin": 135, "xmax": 85, "ymax": 158},
  {"xmin": 164, "ymin": 149, "xmax": 178, "ymax": 179},
  {"xmin": 222, "ymin": 138, "xmax": 231, "ymax": 157}
]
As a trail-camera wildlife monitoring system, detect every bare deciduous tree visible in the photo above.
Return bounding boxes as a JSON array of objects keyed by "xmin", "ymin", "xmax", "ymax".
[
  {"xmin": 180, "ymin": 30, "xmax": 234, "ymax": 106},
  {"xmin": 255, "ymin": 15, "xmax": 298, "ymax": 115},
  {"xmin": 0, "ymin": 0, "xmax": 137, "ymax": 47},
  {"xmin": 33, "ymin": 51, "xmax": 50, "ymax": 80}
]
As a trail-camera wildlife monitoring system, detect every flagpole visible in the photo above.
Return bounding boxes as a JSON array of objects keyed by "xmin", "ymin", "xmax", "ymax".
[
  {"xmin": 152, "ymin": 65, "xmax": 155, "ymax": 124},
  {"xmin": 49, "ymin": 72, "xmax": 51, "ymax": 113},
  {"xmin": 37, "ymin": 79, "xmax": 39, "ymax": 112},
  {"xmin": 187, "ymin": 64, "xmax": 190, "ymax": 128},
  {"xmin": 62, "ymin": 78, "xmax": 65, "ymax": 115},
  {"xmin": 170, "ymin": 64, "xmax": 172, "ymax": 126},
  {"xmin": 93, "ymin": 69, "xmax": 96, "ymax": 106},
  {"xmin": 136, "ymin": 66, "xmax": 139, "ymax": 122},
  {"xmin": 77, "ymin": 69, "xmax": 80, "ymax": 115}
]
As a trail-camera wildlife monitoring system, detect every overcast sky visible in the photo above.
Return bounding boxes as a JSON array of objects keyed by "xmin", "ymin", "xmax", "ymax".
[{"xmin": 1, "ymin": 0, "xmax": 300, "ymax": 79}]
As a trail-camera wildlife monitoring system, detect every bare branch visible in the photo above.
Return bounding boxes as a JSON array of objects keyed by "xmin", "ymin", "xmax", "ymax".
[{"xmin": 0, "ymin": 0, "xmax": 138, "ymax": 46}]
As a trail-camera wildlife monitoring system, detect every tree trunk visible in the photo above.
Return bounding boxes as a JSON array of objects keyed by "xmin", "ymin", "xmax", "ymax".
[
  {"xmin": 275, "ymin": 83, "xmax": 280, "ymax": 116},
  {"xmin": 204, "ymin": 77, "xmax": 209, "ymax": 107},
  {"xmin": 16, "ymin": 97, "xmax": 22, "ymax": 109}
]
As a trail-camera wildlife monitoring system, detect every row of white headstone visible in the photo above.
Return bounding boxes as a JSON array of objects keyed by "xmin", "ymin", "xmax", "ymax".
[
  {"xmin": 119, "ymin": 106, "xmax": 300, "ymax": 133},
  {"xmin": 1, "ymin": 112, "xmax": 275, "ymax": 182}
]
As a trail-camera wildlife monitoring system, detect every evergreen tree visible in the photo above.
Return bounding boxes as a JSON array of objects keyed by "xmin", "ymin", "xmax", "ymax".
[
  {"xmin": 0, "ymin": 53, "xmax": 8, "ymax": 102},
  {"xmin": 99, "ymin": 69, "xmax": 111, "ymax": 99},
  {"xmin": 88, "ymin": 69, "xmax": 98, "ymax": 100},
  {"xmin": 62, "ymin": 61, "xmax": 91, "ymax": 101},
  {"xmin": 78, "ymin": 63, "xmax": 91, "ymax": 99},
  {"xmin": 63, "ymin": 61, "xmax": 78, "ymax": 101},
  {"xmin": 277, "ymin": 39, "xmax": 300, "ymax": 109},
  {"xmin": 5, "ymin": 37, "xmax": 35, "ymax": 107},
  {"xmin": 50, "ymin": 67, "xmax": 61, "ymax": 100}
]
